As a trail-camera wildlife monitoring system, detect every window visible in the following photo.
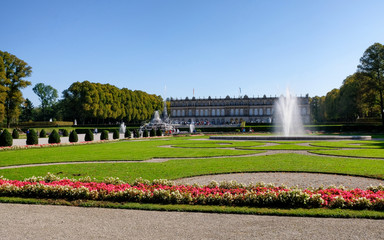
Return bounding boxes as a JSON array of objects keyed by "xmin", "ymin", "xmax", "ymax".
[
  {"xmin": 259, "ymin": 108, "xmax": 263, "ymax": 115},
  {"xmin": 212, "ymin": 109, "xmax": 216, "ymax": 116},
  {"xmin": 240, "ymin": 109, "xmax": 244, "ymax": 116},
  {"xmin": 249, "ymin": 108, "xmax": 253, "ymax": 116}
]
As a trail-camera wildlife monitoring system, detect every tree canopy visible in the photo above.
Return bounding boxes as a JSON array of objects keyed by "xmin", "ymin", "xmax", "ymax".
[
  {"xmin": 61, "ymin": 81, "xmax": 163, "ymax": 124},
  {"xmin": 0, "ymin": 51, "xmax": 32, "ymax": 127}
]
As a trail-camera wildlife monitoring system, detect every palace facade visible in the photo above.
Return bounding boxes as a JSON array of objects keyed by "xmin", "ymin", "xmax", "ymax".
[{"xmin": 169, "ymin": 95, "xmax": 310, "ymax": 125}]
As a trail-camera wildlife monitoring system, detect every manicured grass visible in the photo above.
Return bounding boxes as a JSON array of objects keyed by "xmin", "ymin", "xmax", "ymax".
[
  {"xmin": 237, "ymin": 144, "xmax": 331, "ymax": 150},
  {"xmin": 1, "ymin": 153, "xmax": 384, "ymax": 182},
  {"xmin": 310, "ymin": 140, "xmax": 384, "ymax": 149},
  {"xmin": 1, "ymin": 197, "xmax": 384, "ymax": 219},
  {"xmin": 0, "ymin": 140, "xmax": 262, "ymax": 167},
  {"xmin": 311, "ymin": 149, "xmax": 384, "ymax": 158},
  {"xmin": 171, "ymin": 140, "xmax": 266, "ymax": 148}
]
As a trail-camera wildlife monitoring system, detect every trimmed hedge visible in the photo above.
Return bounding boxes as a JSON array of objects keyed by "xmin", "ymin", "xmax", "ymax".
[
  {"xmin": 84, "ymin": 129, "xmax": 94, "ymax": 142},
  {"xmin": 69, "ymin": 130, "xmax": 78, "ymax": 143},
  {"xmin": 26, "ymin": 129, "xmax": 38, "ymax": 145},
  {"xmin": 39, "ymin": 129, "xmax": 46, "ymax": 138},
  {"xmin": 100, "ymin": 130, "xmax": 109, "ymax": 140},
  {"xmin": 143, "ymin": 130, "xmax": 148, "ymax": 137},
  {"xmin": 113, "ymin": 129, "xmax": 119, "ymax": 139},
  {"xmin": 0, "ymin": 129, "xmax": 13, "ymax": 147},
  {"xmin": 150, "ymin": 129, "xmax": 156, "ymax": 137},
  {"xmin": 62, "ymin": 129, "xmax": 69, "ymax": 137},
  {"xmin": 156, "ymin": 128, "xmax": 162, "ymax": 137},
  {"xmin": 12, "ymin": 129, "xmax": 19, "ymax": 139},
  {"xmin": 48, "ymin": 129, "xmax": 61, "ymax": 144}
]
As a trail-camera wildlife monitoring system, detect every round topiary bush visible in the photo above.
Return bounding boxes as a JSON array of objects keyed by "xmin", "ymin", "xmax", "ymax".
[
  {"xmin": 156, "ymin": 128, "xmax": 162, "ymax": 137},
  {"xmin": 69, "ymin": 130, "xmax": 78, "ymax": 143},
  {"xmin": 125, "ymin": 129, "xmax": 131, "ymax": 138},
  {"xmin": 12, "ymin": 129, "xmax": 19, "ymax": 139},
  {"xmin": 113, "ymin": 129, "xmax": 119, "ymax": 139},
  {"xmin": 62, "ymin": 129, "xmax": 69, "ymax": 137},
  {"xmin": 84, "ymin": 129, "xmax": 94, "ymax": 141},
  {"xmin": 150, "ymin": 129, "xmax": 156, "ymax": 137},
  {"xmin": 0, "ymin": 129, "xmax": 13, "ymax": 147},
  {"xmin": 26, "ymin": 129, "xmax": 38, "ymax": 145},
  {"xmin": 39, "ymin": 129, "xmax": 46, "ymax": 138},
  {"xmin": 143, "ymin": 130, "xmax": 148, "ymax": 137},
  {"xmin": 100, "ymin": 130, "xmax": 109, "ymax": 140},
  {"xmin": 48, "ymin": 129, "xmax": 61, "ymax": 144}
]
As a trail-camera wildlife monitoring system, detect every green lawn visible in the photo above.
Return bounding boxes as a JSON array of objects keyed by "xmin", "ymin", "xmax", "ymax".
[
  {"xmin": 0, "ymin": 139, "xmax": 262, "ymax": 167},
  {"xmin": 1, "ymin": 153, "xmax": 384, "ymax": 182},
  {"xmin": 310, "ymin": 140, "xmax": 384, "ymax": 149},
  {"xmin": 311, "ymin": 149, "xmax": 384, "ymax": 158}
]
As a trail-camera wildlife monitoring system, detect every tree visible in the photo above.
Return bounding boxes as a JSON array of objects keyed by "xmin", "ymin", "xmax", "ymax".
[
  {"xmin": 358, "ymin": 43, "xmax": 384, "ymax": 125},
  {"xmin": 20, "ymin": 98, "xmax": 34, "ymax": 122},
  {"xmin": 33, "ymin": 83, "xmax": 58, "ymax": 121},
  {"xmin": 0, "ymin": 51, "xmax": 32, "ymax": 127}
]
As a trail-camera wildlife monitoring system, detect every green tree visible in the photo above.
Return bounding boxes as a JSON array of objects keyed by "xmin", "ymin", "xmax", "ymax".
[
  {"xmin": 358, "ymin": 43, "xmax": 384, "ymax": 125},
  {"xmin": 0, "ymin": 129, "xmax": 13, "ymax": 147},
  {"xmin": 48, "ymin": 129, "xmax": 61, "ymax": 144},
  {"xmin": 32, "ymin": 83, "xmax": 58, "ymax": 121},
  {"xmin": 0, "ymin": 51, "xmax": 32, "ymax": 127},
  {"xmin": 20, "ymin": 98, "xmax": 34, "ymax": 122}
]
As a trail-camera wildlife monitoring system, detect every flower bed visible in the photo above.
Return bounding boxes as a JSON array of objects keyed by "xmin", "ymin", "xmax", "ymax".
[{"xmin": 0, "ymin": 174, "xmax": 384, "ymax": 210}]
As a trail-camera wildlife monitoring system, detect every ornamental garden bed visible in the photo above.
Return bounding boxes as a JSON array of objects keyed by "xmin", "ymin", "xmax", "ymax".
[{"xmin": 1, "ymin": 174, "xmax": 383, "ymax": 211}]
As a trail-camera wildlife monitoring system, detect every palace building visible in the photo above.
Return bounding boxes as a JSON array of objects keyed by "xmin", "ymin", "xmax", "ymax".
[{"xmin": 169, "ymin": 95, "xmax": 310, "ymax": 125}]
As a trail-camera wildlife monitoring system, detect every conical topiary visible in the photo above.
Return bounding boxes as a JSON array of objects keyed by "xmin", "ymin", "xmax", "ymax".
[
  {"xmin": 62, "ymin": 129, "xmax": 69, "ymax": 137},
  {"xmin": 12, "ymin": 129, "xmax": 19, "ymax": 139},
  {"xmin": 48, "ymin": 129, "xmax": 61, "ymax": 144},
  {"xmin": 100, "ymin": 130, "xmax": 109, "ymax": 140},
  {"xmin": 26, "ymin": 129, "xmax": 38, "ymax": 145},
  {"xmin": 143, "ymin": 130, "xmax": 148, "ymax": 137},
  {"xmin": 113, "ymin": 129, "xmax": 119, "ymax": 139},
  {"xmin": 150, "ymin": 129, "xmax": 156, "ymax": 137},
  {"xmin": 84, "ymin": 129, "xmax": 94, "ymax": 141},
  {"xmin": 39, "ymin": 129, "xmax": 46, "ymax": 138},
  {"xmin": 69, "ymin": 130, "xmax": 78, "ymax": 143},
  {"xmin": 0, "ymin": 129, "xmax": 13, "ymax": 147},
  {"xmin": 156, "ymin": 128, "xmax": 162, "ymax": 137}
]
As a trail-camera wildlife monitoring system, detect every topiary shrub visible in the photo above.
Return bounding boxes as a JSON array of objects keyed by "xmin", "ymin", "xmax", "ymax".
[
  {"xmin": 84, "ymin": 129, "xmax": 94, "ymax": 141},
  {"xmin": 143, "ymin": 130, "xmax": 148, "ymax": 137},
  {"xmin": 0, "ymin": 129, "xmax": 13, "ymax": 147},
  {"xmin": 12, "ymin": 129, "xmax": 19, "ymax": 139},
  {"xmin": 48, "ymin": 129, "xmax": 61, "ymax": 144},
  {"xmin": 150, "ymin": 129, "xmax": 156, "ymax": 137},
  {"xmin": 62, "ymin": 129, "xmax": 69, "ymax": 137},
  {"xmin": 100, "ymin": 130, "xmax": 109, "ymax": 140},
  {"xmin": 156, "ymin": 128, "xmax": 162, "ymax": 137},
  {"xmin": 125, "ymin": 129, "xmax": 131, "ymax": 138},
  {"xmin": 26, "ymin": 129, "xmax": 38, "ymax": 145},
  {"xmin": 133, "ymin": 129, "xmax": 140, "ymax": 138},
  {"xmin": 113, "ymin": 129, "xmax": 119, "ymax": 139},
  {"xmin": 69, "ymin": 130, "xmax": 78, "ymax": 143},
  {"xmin": 39, "ymin": 129, "xmax": 46, "ymax": 138}
]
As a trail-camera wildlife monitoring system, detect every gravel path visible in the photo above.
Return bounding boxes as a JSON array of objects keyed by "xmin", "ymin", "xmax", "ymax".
[
  {"xmin": 0, "ymin": 203, "xmax": 383, "ymax": 240},
  {"xmin": 175, "ymin": 172, "xmax": 384, "ymax": 189}
]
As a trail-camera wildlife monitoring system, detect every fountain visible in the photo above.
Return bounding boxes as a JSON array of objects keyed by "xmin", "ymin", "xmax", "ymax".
[
  {"xmin": 274, "ymin": 89, "xmax": 304, "ymax": 136},
  {"xmin": 189, "ymin": 123, "xmax": 195, "ymax": 133},
  {"xmin": 140, "ymin": 110, "xmax": 175, "ymax": 133}
]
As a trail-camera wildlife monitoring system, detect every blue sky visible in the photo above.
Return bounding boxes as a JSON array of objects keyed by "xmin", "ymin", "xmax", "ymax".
[{"xmin": 2, "ymin": 0, "xmax": 384, "ymax": 106}]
